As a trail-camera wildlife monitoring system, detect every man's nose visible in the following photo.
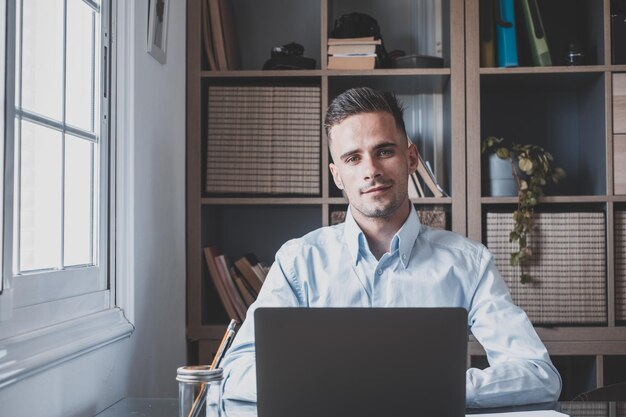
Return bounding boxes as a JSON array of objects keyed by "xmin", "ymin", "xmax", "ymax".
[{"xmin": 362, "ymin": 155, "xmax": 382, "ymax": 181}]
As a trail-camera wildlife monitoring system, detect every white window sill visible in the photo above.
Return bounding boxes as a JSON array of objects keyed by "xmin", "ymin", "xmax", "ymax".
[{"xmin": 0, "ymin": 308, "xmax": 134, "ymax": 389}]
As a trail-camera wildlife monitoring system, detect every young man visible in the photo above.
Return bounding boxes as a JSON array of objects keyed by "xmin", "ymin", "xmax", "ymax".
[{"xmin": 219, "ymin": 87, "xmax": 561, "ymax": 407}]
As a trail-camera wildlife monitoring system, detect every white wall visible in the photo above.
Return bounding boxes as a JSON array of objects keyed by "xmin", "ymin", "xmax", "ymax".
[
  {"xmin": 0, "ymin": 1, "xmax": 188, "ymax": 415},
  {"xmin": 126, "ymin": 0, "xmax": 187, "ymax": 396}
]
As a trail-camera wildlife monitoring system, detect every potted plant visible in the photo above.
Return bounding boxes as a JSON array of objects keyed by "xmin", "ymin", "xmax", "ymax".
[{"xmin": 482, "ymin": 136, "xmax": 566, "ymax": 283}]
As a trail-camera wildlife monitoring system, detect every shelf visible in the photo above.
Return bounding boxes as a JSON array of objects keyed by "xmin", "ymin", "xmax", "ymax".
[
  {"xmin": 325, "ymin": 68, "xmax": 451, "ymax": 77},
  {"xmin": 480, "ymin": 72, "xmax": 606, "ymax": 197},
  {"xmin": 481, "ymin": 196, "xmax": 609, "ymax": 205},
  {"xmin": 201, "ymin": 70, "xmax": 324, "ymax": 78},
  {"xmin": 469, "ymin": 327, "xmax": 626, "ymax": 355},
  {"xmin": 480, "ymin": 65, "xmax": 608, "ymax": 75},
  {"xmin": 202, "ymin": 196, "xmax": 453, "ymax": 206},
  {"xmin": 202, "ymin": 197, "xmax": 325, "ymax": 205},
  {"xmin": 200, "ymin": 68, "xmax": 451, "ymax": 78},
  {"xmin": 326, "ymin": 197, "xmax": 453, "ymax": 205}
]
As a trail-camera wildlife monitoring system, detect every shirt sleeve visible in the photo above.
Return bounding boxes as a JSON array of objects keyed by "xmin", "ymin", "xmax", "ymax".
[
  {"xmin": 465, "ymin": 246, "xmax": 562, "ymax": 408},
  {"xmin": 218, "ymin": 244, "xmax": 303, "ymax": 403}
]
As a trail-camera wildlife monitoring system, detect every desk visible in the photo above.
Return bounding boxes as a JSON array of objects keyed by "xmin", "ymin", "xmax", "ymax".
[{"xmin": 97, "ymin": 399, "xmax": 625, "ymax": 417}]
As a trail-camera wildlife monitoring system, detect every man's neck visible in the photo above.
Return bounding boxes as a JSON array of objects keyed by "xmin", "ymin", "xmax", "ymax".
[{"xmin": 352, "ymin": 201, "xmax": 411, "ymax": 260}]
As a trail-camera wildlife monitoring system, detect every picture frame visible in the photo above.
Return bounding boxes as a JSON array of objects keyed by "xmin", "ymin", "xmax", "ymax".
[{"xmin": 147, "ymin": 0, "xmax": 169, "ymax": 64}]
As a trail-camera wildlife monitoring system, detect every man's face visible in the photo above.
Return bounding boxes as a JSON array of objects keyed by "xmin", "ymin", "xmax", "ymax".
[{"xmin": 328, "ymin": 111, "xmax": 418, "ymax": 220}]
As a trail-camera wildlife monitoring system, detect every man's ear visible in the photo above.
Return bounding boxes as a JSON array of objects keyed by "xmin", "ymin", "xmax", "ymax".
[
  {"xmin": 407, "ymin": 142, "xmax": 419, "ymax": 172},
  {"xmin": 329, "ymin": 163, "xmax": 344, "ymax": 190}
]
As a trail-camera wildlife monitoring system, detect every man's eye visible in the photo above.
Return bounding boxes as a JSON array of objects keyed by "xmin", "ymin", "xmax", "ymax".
[
  {"xmin": 345, "ymin": 156, "xmax": 359, "ymax": 163},
  {"xmin": 379, "ymin": 149, "xmax": 394, "ymax": 156}
]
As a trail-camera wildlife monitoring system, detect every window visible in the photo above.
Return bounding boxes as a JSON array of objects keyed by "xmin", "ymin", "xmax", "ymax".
[
  {"xmin": 1, "ymin": 0, "xmax": 7, "ymax": 295},
  {"xmin": 0, "ymin": 0, "xmax": 129, "ymax": 385},
  {"xmin": 13, "ymin": 0, "xmax": 107, "ymax": 284}
]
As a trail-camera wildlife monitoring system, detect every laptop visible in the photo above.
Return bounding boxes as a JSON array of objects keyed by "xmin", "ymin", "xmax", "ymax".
[{"xmin": 255, "ymin": 307, "xmax": 468, "ymax": 417}]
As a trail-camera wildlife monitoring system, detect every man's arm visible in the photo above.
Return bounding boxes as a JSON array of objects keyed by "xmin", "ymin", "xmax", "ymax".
[
  {"xmin": 219, "ymin": 244, "xmax": 303, "ymax": 403},
  {"xmin": 466, "ymin": 247, "xmax": 562, "ymax": 408}
]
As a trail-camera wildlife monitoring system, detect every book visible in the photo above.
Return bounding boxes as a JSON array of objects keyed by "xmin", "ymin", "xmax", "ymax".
[
  {"xmin": 327, "ymin": 37, "xmax": 381, "ymax": 46},
  {"xmin": 218, "ymin": 0, "xmax": 240, "ymax": 70},
  {"xmin": 201, "ymin": 0, "xmax": 218, "ymax": 70},
  {"xmin": 521, "ymin": 0, "xmax": 552, "ymax": 66},
  {"xmin": 209, "ymin": 0, "xmax": 228, "ymax": 70},
  {"xmin": 416, "ymin": 153, "xmax": 445, "ymax": 197},
  {"xmin": 411, "ymin": 172, "xmax": 425, "ymax": 198},
  {"xmin": 245, "ymin": 253, "xmax": 268, "ymax": 282},
  {"xmin": 408, "ymin": 174, "xmax": 420, "ymax": 198},
  {"xmin": 204, "ymin": 247, "xmax": 239, "ymax": 320},
  {"xmin": 328, "ymin": 44, "xmax": 377, "ymax": 56},
  {"xmin": 327, "ymin": 55, "xmax": 375, "ymax": 70},
  {"xmin": 496, "ymin": 0, "xmax": 519, "ymax": 67},
  {"xmin": 480, "ymin": 0, "xmax": 496, "ymax": 67},
  {"xmin": 215, "ymin": 254, "xmax": 247, "ymax": 321},
  {"xmin": 234, "ymin": 256, "xmax": 263, "ymax": 295},
  {"xmin": 233, "ymin": 275, "xmax": 256, "ymax": 308}
]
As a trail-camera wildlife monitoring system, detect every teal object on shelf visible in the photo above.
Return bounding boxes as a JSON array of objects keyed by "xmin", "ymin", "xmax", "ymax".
[{"xmin": 496, "ymin": 0, "xmax": 519, "ymax": 67}]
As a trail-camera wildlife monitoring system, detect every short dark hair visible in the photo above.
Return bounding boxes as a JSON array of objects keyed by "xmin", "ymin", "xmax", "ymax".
[{"xmin": 324, "ymin": 87, "xmax": 406, "ymax": 142}]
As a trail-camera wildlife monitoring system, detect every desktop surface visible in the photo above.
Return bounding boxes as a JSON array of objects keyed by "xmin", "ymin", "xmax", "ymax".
[{"xmin": 96, "ymin": 398, "xmax": 624, "ymax": 417}]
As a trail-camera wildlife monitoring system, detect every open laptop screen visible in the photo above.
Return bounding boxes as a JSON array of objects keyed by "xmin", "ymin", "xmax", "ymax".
[{"xmin": 255, "ymin": 307, "xmax": 468, "ymax": 417}]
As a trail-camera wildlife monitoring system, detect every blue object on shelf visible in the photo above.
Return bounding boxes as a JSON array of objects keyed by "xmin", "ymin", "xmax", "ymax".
[{"xmin": 496, "ymin": 0, "xmax": 519, "ymax": 67}]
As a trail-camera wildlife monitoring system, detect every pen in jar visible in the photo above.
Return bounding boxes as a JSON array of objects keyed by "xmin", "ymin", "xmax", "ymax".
[{"xmin": 188, "ymin": 319, "xmax": 238, "ymax": 417}]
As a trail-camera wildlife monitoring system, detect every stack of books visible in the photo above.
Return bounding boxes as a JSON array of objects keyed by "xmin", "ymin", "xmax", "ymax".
[
  {"xmin": 204, "ymin": 247, "xmax": 269, "ymax": 322},
  {"xmin": 206, "ymin": 86, "xmax": 321, "ymax": 195},
  {"xmin": 327, "ymin": 37, "xmax": 381, "ymax": 70}
]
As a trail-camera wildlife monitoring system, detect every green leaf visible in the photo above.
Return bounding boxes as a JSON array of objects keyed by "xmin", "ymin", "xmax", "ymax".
[
  {"xmin": 519, "ymin": 158, "xmax": 533, "ymax": 173},
  {"xmin": 496, "ymin": 147, "xmax": 510, "ymax": 159},
  {"xmin": 520, "ymin": 274, "xmax": 534, "ymax": 284}
]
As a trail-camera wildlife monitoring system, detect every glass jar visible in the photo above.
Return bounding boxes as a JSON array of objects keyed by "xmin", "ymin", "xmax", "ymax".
[{"xmin": 176, "ymin": 366, "xmax": 223, "ymax": 417}]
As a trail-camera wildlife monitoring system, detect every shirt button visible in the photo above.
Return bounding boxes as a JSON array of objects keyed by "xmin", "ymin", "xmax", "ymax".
[
  {"xmin": 377, "ymin": 269, "xmax": 383, "ymax": 275},
  {"xmin": 402, "ymin": 254, "xmax": 407, "ymax": 260}
]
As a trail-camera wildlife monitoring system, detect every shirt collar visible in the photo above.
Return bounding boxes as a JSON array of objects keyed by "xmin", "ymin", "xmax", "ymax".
[{"xmin": 343, "ymin": 204, "xmax": 422, "ymax": 268}]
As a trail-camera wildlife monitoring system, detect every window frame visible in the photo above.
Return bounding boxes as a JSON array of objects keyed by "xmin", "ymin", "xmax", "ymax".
[{"xmin": 0, "ymin": 0, "xmax": 133, "ymax": 388}]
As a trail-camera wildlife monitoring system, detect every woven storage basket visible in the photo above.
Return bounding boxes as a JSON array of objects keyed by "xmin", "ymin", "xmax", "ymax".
[
  {"xmin": 486, "ymin": 212, "xmax": 607, "ymax": 325},
  {"xmin": 616, "ymin": 211, "xmax": 626, "ymax": 322},
  {"xmin": 206, "ymin": 86, "xmax": 321, "ymax": 195},
  {"xmin": 561, "ymin": 402, "xmax": 609, "ymax": 417}
]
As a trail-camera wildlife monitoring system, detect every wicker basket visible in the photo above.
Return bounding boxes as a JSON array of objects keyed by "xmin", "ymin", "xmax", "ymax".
[
  {"xmin": 330, "ymin": 210, "xmax": 446, "ymax": 229},
  {"xmin": 616, "ymin": 211, "xmax": 626, "ymax": 322},
  {"xmin": 486, "ymin": 212, "xmax": 607, "ymax": 325},
  {"xmin": 561, "ymin": 402, "xmax": 609, "ymax": 417}
]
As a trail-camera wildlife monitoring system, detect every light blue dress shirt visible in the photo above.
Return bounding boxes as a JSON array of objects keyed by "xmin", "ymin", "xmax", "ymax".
[{"xmin": 220, "ymin": 204, "xmax": 562, "ymax": 408}]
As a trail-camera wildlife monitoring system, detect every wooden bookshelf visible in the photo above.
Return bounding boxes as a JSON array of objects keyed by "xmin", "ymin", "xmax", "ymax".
[
  {"xmin": 465, "ymin": 0, "xmax": 626, "ymax": 396},
  {"xmin": 187, "ymin": 0, "xmax": 626, "ymax": 399}
]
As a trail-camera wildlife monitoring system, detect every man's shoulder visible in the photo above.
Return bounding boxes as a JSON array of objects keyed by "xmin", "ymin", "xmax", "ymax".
[
  {"xmin": 279, "ymin": 224, "xmax": 345, "ymax": 256},
  {"xmin": 418, "ymin": 225, "xmax": 487, "ymax": 260}
]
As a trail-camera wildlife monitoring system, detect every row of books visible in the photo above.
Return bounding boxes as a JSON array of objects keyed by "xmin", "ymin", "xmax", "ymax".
[
  {"xmin": 327, "ymin": 36, "xmax": 381, "ymax": 70},
  {"xmin": 481, "ymin": 0, "xmax": 551, "ymax": 68},
  {"xmin": 206, "ymin": 86, "xmax": 321, "ymax": 195},
  {"xmin": 202, "ymin": 0, "xmax": 239, "ymax": 70},
  {"xmin": 204, "ymin": 246, "xmax": 268, "ymax": 322},
  {"xmin": 409, "ymin": 152, "xmax": 447, "ymax": 198}
]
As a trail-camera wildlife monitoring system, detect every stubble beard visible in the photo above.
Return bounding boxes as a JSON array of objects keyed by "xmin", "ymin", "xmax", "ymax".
[{"xmin": 351, "ymin": 180, "xmax": 406, "ymax": 219}]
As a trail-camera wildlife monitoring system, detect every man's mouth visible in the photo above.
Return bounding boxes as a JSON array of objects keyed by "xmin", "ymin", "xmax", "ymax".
[{"xmin": 362, "ymin": 184, "xmax": 392, "ymax": 194}]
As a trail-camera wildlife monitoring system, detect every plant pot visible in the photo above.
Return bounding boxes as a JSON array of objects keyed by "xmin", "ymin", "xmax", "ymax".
[{"xmin": 486, "ymin": 153, "xmax": 517, "ymax": 197}]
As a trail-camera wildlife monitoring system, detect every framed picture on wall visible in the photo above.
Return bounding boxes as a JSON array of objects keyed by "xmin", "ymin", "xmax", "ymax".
[{"xmin": 147, "ymin": 0, "xmax": 169, "ymax": 64}]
